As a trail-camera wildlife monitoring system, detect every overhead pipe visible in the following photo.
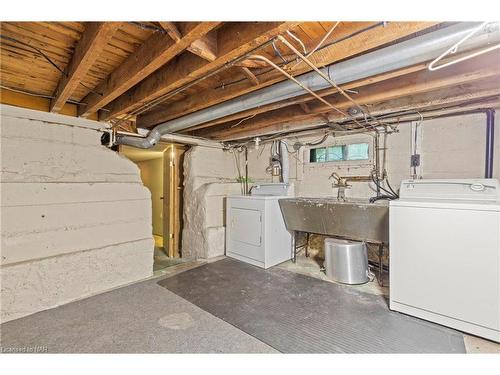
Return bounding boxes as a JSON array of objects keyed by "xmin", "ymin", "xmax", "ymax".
[
  {"xmin": 485, "ymin": 109, "xmax": 495, "ymax": 178},
  {"xmin": 112, "ymin": 129, "xmax": 224, "ymax": 149},
  {"xmin": 115, "ymin": 22, "xmax": 500, "ymax": 149},
  {"xmin": 246, "ymin": 54, "xmax": 370, "ymax": 130},
  {"xmin": 280, "ymin": 140, "xmax": 289, "ymax": 183}
]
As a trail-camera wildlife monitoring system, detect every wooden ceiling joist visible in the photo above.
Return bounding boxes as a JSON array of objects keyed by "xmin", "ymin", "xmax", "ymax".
[
  {"xmin": 77, "ymin": 22, "xmax": 220, "ymax": 117},
  {"xmin": 50, "ymin": 22, "xmax": 121, "ymax": 113},
  {"xmin": 188, "ymin": 32, "xmax": 218, "ymax": 62},
  {"xmin": 200, "ymin": 55, "xmax": 500, "ymax": 139},
  {"xmin": 158, "ymin": 22, "xmax": 183, "ymax": 41},
  {"xmin": 159, "ymin": 22, "xmax": 218, "ymax": 62},
  {"xmin": 211, "ymin": 82, "xmax": 500, "ymax": 141},
  {"xmin": 2, "ymin": 21, "xmax": 500, "ymax": 137},
  {"xmin": 186, "ymin": 63, "xmax": 428, "ymax": 132},
  {"xmin": 100, "ymin": 22, "xmax": 300, "ymax": 121},
  {"xmin": 136, "ymin": 22, "xmax": 437, "ymax": 128},
  {"xmin": 210, "ymin": 80, "xmax": 500, "ymax": 140},
  {"xmin": 240, "ymin": 66, "xmax": 259, "ymax": 85}
]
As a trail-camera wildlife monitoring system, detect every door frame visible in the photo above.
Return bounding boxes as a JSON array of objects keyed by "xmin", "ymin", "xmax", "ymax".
[{"xmin": 163, "ymin": 144, "xmax": 186, "ymax": 258}]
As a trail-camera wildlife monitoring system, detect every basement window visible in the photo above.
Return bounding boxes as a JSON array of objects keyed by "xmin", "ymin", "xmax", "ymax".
[{"xmin": 309, "ymin": 143, "xmax": 369, "ymax": 163}]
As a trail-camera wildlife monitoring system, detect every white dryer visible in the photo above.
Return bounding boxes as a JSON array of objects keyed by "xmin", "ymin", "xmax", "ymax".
[
  {"xmin": 226, "ymin": 183, "xmax": 292, "ymax": 269},
  {"xmin": 390, "ymin": 179, "xmax": 500, "ymax": 342}
]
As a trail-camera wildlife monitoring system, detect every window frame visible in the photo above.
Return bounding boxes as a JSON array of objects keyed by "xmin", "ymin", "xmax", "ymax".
[{"xmin": 304, "ymin": 137, "xmax": 373, "ymax": 167}]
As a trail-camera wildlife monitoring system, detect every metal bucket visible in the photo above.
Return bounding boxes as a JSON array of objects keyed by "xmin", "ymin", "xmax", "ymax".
[{"xmin": 324, "ymin": 238, "xmax": 370, "ymax": 285}]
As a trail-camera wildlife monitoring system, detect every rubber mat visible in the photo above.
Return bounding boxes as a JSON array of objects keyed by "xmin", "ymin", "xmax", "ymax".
[{"xmin": 158, "ymin": 258, "xmax": 466, "ymax": 353}]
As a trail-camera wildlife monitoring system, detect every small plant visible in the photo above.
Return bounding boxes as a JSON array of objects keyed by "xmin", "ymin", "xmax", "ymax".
[{"xmin": 236, "ymin": 176, "xmax": 253, "ymax": 183}]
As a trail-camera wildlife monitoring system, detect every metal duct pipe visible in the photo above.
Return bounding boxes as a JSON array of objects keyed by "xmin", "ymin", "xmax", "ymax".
[
  {"xmin": 116, "ymin": 22, "xmax": 500, "ymax": 149},
  {"xmin": 115, "ymin": 129, "xmax": 223, "ymax": 148},
  {"xmin": 485, "ymin": 109, "xmax": 495, "ymax": 178},
  {"xmin": 280, "ymin": 140, "xmax": 289, "ymax": 183}
]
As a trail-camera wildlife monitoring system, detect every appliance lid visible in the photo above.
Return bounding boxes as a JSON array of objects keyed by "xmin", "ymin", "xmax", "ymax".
[
  {"xmin": 250, "ymin": 183, "xmax": 292, "ymax": 196},
  {"xmin": 398, "ymin": 179, "xmax": 500, "ymax": 202}
]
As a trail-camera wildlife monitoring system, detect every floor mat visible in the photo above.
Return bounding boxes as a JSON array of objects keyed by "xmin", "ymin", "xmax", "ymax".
[{"xmin": 158, "ymin": 258, "xmax": 466, "ymax": 353}]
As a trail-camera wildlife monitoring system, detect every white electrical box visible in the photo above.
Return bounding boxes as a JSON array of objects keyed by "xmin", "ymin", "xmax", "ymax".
[{"xmin": 390, "ymin": 179, "xmax": 500, "ymax": 342}]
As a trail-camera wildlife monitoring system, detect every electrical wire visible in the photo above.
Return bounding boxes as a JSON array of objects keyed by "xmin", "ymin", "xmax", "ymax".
[
  {"xmin": 230, "ymin": 113, "xmax": 257, "ymax": 128},
  {"xmin": 113, "ymin": 22, "xmax": 388, "ymax": 130},
  {"xmin": 370, "ymin": 171, "xmax": 398, "ymax": 199},
  {"xmin": 369, "ymin": 194, "xmax": 396, "ymax": 203},
  {"xmin": 385, "ymin": 177, "xmax": 398, "ymax": 197},
  {"xmin": 277, "ymin": 36, "xmax": 385, "ymax": 131},
  {"xmin": 306, "ymin": 22, "xmax": 340, "ymax": 58},
  {"xmin": 304, "ymin": 132, "xmax": 331, "ymax": 146},
  {"xmin": 286, "ymin": 31, "xmax": 307, "ymax": 55},
  {"xmin": 0, "ymin": 84, "xmax": 87, "ymax": 105},
  {"xmin": 212, "ymin": 22, "xmax": 387, "ymax": 91},
  {"xmin": 272, "ymin": 41, "xmax": 287, "ymax": 64},
  {"xmin": 411, "ymin": 111, "xmax": 423, "ymax": 177},
  {"xmin": 129, "ymin": 21, "xmax": 166, "ymax": 34},
  {"xmin": 109, "ymin": 38, "xmax": 279, "ymax": 130},
  {"xmin": 0, "ymin": 34, "xmax": 103, "ymax": 97}
]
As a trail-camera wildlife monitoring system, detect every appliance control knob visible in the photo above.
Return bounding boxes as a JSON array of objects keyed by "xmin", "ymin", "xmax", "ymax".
[{"xmin": 470, "ymin": 183, "xmax": 485, "ymax": 191}]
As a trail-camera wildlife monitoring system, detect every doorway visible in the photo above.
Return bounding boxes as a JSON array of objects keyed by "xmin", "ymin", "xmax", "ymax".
[{"xmin": 120, "ymin": 143, "xmax": 186, "ymax": 271}]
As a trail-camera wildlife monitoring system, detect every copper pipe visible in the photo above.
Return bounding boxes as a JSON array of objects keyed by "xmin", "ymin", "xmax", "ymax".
[
  {"xmin": 277, "ymin": 35, "xmax": 385, "ymax": 130},
  {"xmin": 246, "ymin": 54, "xmax": 366, "ymax": 130}
]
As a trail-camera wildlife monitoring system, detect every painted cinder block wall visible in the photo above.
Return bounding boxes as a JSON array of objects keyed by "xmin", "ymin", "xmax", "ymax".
[
  {"xmin": 184, "ymin": 112, "xmax": 500, "ymax": 260},
  {"xmin": 244, "ymin": 112, "xmax": 500, "ymax": 196},
  {"xmin": 0, "ymin": 105, "xmax": 154, "ymax": 323},
  {"xmin": 182, "ymin": 146, "xmax": 241, "ymax": 259}
]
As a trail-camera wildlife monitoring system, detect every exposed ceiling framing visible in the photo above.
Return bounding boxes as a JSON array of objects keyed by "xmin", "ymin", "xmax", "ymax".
[{"xmin": 1, "ymin": 21, "xmax": 499, "ymax": 142}]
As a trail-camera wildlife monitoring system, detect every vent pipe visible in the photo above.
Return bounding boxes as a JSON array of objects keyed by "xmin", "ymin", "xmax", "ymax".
[
  {"xmin": 485, "ymin": 109, "xmax": 495, "ymax": 178},
  {"xmin": 116, "ymin": 22, "xmax": 500, "ymax": 149}
]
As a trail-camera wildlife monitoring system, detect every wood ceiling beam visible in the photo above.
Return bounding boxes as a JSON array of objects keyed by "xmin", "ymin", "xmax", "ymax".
[
  {"xmin": 100, "ymin": 22, "xmax": 301, "ymax": 121},
  {"xmin": 137, "ymin": 22, "xmax": 437, "ymax": 128},
  {"xmin": 78, "ymin": 22, "xmax": 220, "ymax": 117},
  {"xmin": 50, "ymin": 22, "xmax": 120, "ymax": 113},
  {"xmin": 188, "ymin": 32, "xmax": 218, "ymax": 61},
  {"xmin": 158, "ymin": 22, "xmax": 182, "ymax": 41},
  {"xmin": 299, "ymin": 102, "xmax": 312, "ymax": 113},
  {"xmin": 240, "ymin": 66, "xmax": 259, "ymax": 85},
  {"xmin": 2, "ymin": 87, "xmax": 98, "ymax": 120},
  {"xmin": 210, "ymin": 81, "xmax": 500, "ymax": 140},
  {"xmin": 186, "ymin": 47, "xmax": 497, "ymax": 133},
  {"xmin": 217, "ymin": 94, "xmax": 500, "ymax": 141},
  {"xmin": 159, "ymin": 22, "xmax": 218, "ymax": 62},
  {"xmin": 203, "ymin": 62, "xmax": 500, "ymax": 139},
  {"xmin": 186, "ymin": 63, "xmax": 427, "ymax": 132}
]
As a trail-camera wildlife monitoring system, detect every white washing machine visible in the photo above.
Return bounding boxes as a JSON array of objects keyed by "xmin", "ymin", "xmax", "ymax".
[
  {"xmin": 390, "ymin": 179, "xmax": 500, "ymax": 342},
  {"xmin": 226, "ymin": 183, "xmax": 292, "ymax": 269}
]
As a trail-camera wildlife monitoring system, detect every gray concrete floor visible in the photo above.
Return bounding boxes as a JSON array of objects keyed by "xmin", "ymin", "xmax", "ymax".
[
  {"xmin": 1, "ymin": 253, "xmax": 499, "ymax": 353},
  {"xmin": 0, "ymin": 265, "xmax": 276, "ymax": 353},
  {"xmin": 153, "ymin": 246, "xmax": 191, "ymax": 272}
]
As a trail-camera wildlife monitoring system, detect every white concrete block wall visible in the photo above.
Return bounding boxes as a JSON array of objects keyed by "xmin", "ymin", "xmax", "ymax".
[
  {"xmin": 182, "ymin": 112, "xmax": 499, "ymax": 261},
  {"xmin": 0, "ymin": 105, "xmax": 154, "ymax": 323},
  {"xmin": 244, "ymin": 112, "xmax": 500, "ymax": 199},
  {"xmin": 181, "ymin": 146, "xmax": 241, "ymax": 259}
]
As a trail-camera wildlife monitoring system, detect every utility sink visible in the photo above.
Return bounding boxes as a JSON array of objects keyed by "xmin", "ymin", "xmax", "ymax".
[{"xmin": 278, "ymin": 197, "xmax": 389, "ymax": 243}]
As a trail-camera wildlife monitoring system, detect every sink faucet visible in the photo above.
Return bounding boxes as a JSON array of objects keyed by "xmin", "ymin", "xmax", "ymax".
[{"xmin": 329, "ymin": 172, "xmax": 350, "ymax": 201}]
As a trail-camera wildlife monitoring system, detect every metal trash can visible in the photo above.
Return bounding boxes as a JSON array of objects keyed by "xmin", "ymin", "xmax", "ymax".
[{"xmin": 324, "ymin": 238, "xmax": 371, "ymax": 284}]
